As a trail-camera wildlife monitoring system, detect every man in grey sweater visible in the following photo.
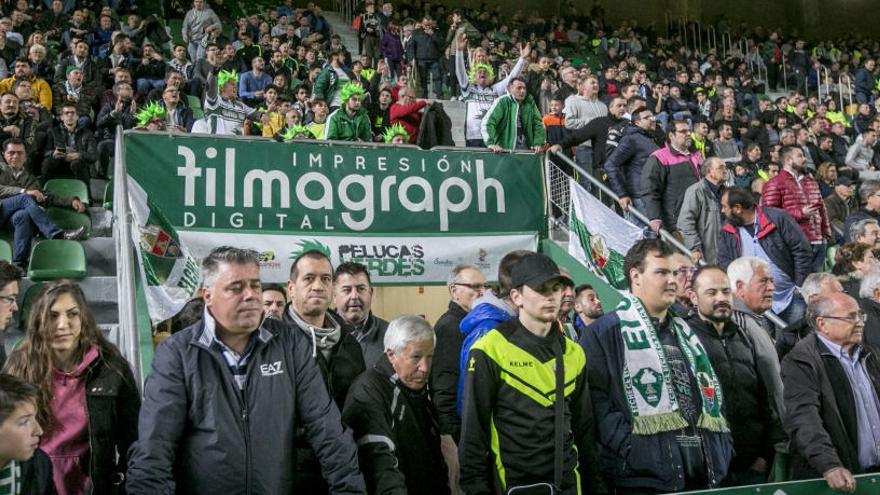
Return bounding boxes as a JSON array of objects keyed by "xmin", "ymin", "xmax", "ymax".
[
  {"xmin": 563, "ymin": 75, "xmax": 607, "ymax": 187},
  {"xmin": 182, "ymin": 0, "xmax": 222, "ymax": 62}
]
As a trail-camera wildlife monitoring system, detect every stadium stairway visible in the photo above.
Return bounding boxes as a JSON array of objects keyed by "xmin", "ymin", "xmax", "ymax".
[
  {"xmin": 322, "ymin": 10, "xmax": 466, "ymax": 146},
  {"xmin": 1, "ymin": 191, "xmax": 120, "ymax": 356}
]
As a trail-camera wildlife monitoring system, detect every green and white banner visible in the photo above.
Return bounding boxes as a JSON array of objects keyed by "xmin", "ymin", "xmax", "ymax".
[
  {"xmin": 569, "ymin": 180, "xmax": 644, "ymax": 290},
  {"xmin": 124, "ymin": 133, "xmax": 545, "ymax": 285}
]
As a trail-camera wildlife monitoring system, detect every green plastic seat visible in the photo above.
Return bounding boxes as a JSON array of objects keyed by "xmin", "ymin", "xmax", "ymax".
[
  {"xmin": 27, "ymin": 240, "xmax": 86, "ymax": 281},
  {"xmin": 191, "ymin": 106, "xmax": 205, "ymax": 119},
  {"xmin": 186, "ymin": 94, "xmax": 202, "ymax": 109},
  {"xmin": 45, "ymin": 208, "xmax": 91, "ymax": 239},
  {"xmin": 0, "ymin": 238, "xmax": 10, "ymax": 262},
  {"xmin": 43, "ymin": 178, "xmax": 90, "ymax": 205},
  {"xmin": 18, "ymin": 282, "xmax": 45, "ymax": 326}
]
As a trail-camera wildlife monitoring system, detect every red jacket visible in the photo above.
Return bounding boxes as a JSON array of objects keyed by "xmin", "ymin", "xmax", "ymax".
[
  {"xmin": 390, "ymin": 100, "xmax": 427, "ymax": 144},
  {"xmin": 761, "ymin": 169, "xmax": 832, "ymax": 242}
]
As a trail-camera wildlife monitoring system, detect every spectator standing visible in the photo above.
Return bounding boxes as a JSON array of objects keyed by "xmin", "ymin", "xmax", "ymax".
[
  {"xmin": 432, "ymin": 264, "xmax": 485, "ymax": 454},
  {"xmin": 564, "ymin": 76, "xmax": 607, "ymax": 177},
  {"xmin": 461, "ymin": 253, "xmax": 598, "ymax": 494},
  {"xmin": 332, "ymin": 262, "xmax": 388, "ymax": 369},
  {"xmin": 0, "ymin": 262, "xmax": 21, "ymax": 369},
  {"xmin": 712, "ymin": 123, "xmax": 741, "ymax": 165},
  {"xmin": 408, "ymin": 19, "xmax": 444, "ymax": 99},
  {"xmin": 687, "ymin": 266, "xmax": 776, "ymax": 486},
  {"xmin": 582, "ymin": 239, "xmax": 734, "ymax": 492},
  {"xmin": 481, "ymin": 77, "xmax": 545, "ymax": 153},
  {"xmin": 313, "ymin": 47, "xmax": 349, "ymax": 111},
  {"xmin": 641, "ymin": 120, "xmax": 703, "ymax": 234},
  {"xmin": 454, "ymin": 32, "xmax": 528, "ymax": 148},
  {"xmin": 719, "ymin": 187, "xmax": 812, "ymax": 324},
  {"xmin": 761, "ymin": 146, "xmax": 832, "ymax": 273},
  {"xmin": 342, "ymin": 315, "xmax": 450, "ymax": 495},
  {"xmin": 326, "ymin": 83, "xmax": 371, "ymax": 142},
  {"xmin": 855, "ymin": 58, "xmax": 877, "ymax": 105},
  {"xmin": 3, "ymin": 282, "xmax": 140, "ymax": 495},
  {"xmin": 602, "ymin": 108, "xmax": 659, "ymax": 219},
  {"xmin": 379, "ymin": 22, "xmax": 403, "ymax": 80},
  {"xmin": 782, "ymin": 293, "xmax": 880, "ymax": 491},
  {"xmin": 357, "ymin": 2, "xmax": 381, "ymax": 65},
  {"xmin": 281, "ymin": 249, "xmax": 366, "ymax": 494},
  {"xmin": 572, "ymin": 283, "xmax": 603, "ymax": 338},
  {"xmin": 260, "ymin": 285, "xmax": 286, "ymax": 320},
  {"xmin": 678, "ymin": 157, "xmax": 727, "ymax": 265},
  {"xmin": 126, "ymin": 247, "xmax": 365, "ymax": 493}
]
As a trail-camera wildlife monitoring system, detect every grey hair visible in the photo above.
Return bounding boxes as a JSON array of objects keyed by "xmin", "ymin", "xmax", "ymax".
[
  {"xmin": 802, "ymin": 272, "xmax": 840, "ymax": 300},
  {"xmin": 201, "ymin": 246, "xmax": 260, "ymax": 287},
  {"xmin": 447, "ymin": 264, "xmax": 480, "ymax": 288},
  {"xmin": 806, "ymin": 296, "xmax": 837, "ymax": 331},
  {"xmin": 849, "ymin": 218, "xmax": 879, "ymax": 241},
  {"xmin": 727, "ymin": 256, "xmax": 770, "ymax": 289},
  {"xmin": 859, "ymin": 180, "xmax": 880, "ymax": 205},
  {"xmin": 384, "ymin": 315, "xmax": 435, "ymax": 354},
  {"xmin": 860, "ymin": 269, "xmax": 880, "ymax": 298},
  {"xmin": 701, "ymin": 156, "xmax": 724, "ymax": 177}
]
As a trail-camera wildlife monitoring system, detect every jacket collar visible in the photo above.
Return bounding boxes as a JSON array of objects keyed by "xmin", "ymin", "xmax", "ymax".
[
  {"xmin": 721, "ymin": 206, "xmax": 776, "ymax": 238},
  {"xmin": 194, "ymin": 307, "xmax": 272, "ymax": 349}
]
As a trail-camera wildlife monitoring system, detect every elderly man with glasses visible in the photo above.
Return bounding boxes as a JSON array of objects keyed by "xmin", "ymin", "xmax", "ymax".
[{"xmin": 782, "ymin": 292, "xmax": 880, "ymax": 492}]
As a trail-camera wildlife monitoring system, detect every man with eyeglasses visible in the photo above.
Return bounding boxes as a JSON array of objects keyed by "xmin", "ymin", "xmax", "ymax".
[
  {"xmin": 678, "ymin": 157, "xmax": 728, "ymax": 265},
  {"xmin": 0, "ymin": 260, "xmax": 21, "ymax": 369},
  {"xmin": 642, "ymin": 119, "xmax": 703, "ymax": 236},
  {"xmin": 596, "ymin": 107, "xmax": 659, "ymax": 220},
  {"xmin": 783, "ymin": 292, "xmax": 880, "ymax": 492}
]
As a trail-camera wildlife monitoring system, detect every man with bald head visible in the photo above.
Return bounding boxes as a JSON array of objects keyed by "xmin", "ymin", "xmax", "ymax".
[{"xmin": 783, "ymin": 292, "xmax": 880, "ymax": 492}]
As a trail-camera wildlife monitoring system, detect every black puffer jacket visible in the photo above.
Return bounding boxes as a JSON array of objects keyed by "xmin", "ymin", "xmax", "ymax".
[
  {"xmin": 21, "ymin": 449, "xmax": 57, "ymax": 495},
  {"xmin": 687, "ymin": 316, "xmax": 775, "ymax": 473},
  {"xmin": 83, "ymin": 351, "xmax": 141, "ymax": 494},
  {"xmin": 342, "ymin": 356, "xmax": 450, "ymax": 495}
]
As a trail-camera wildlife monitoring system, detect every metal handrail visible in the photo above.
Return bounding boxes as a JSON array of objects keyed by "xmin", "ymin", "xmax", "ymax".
[
  {"xmin": 781, "ymin": 52, "xmax": 788, "ymax": 92},
  {"xmin": 707, "ymin": 25, "xmax": 716, "ymax": 53},
  {"xmin": 840, "ymin": 73, "xmax": 854, "ymax": 112},
  {"xmin": 547, "ymin": 149, "xmax": 693, "ymax": 257},
  {"xmin": 545, "ymin": 149, "xmax": 790, "ymax": 328},
  {"xmin": 817, "ymin": 64, "xmax": 830, "ymax": 102},
  {"xmin": 690, "ymin": 22, "xmax": 701, "ymax": 56},
  {"xmin": 722, "ymin": 32, "xmax": 732, "ymax": 58}
]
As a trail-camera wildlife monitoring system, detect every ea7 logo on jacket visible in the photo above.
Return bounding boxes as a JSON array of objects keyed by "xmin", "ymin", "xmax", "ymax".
[{"xmin": 260, "ymin": 361, "xmax": 284, "ymax": 376}]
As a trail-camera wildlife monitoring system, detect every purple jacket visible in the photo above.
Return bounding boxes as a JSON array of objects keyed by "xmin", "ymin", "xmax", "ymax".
[{"xmin": 380, "ymin": 31, "xmax": 404, "ymax": 61}]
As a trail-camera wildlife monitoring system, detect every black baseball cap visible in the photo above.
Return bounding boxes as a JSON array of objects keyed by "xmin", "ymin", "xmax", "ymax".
[{"xmin": 510, "ymin": 253, "xmax": 574, "ymax": 290}]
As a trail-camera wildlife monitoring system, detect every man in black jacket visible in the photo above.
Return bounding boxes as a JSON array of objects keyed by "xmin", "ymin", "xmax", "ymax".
[
  {"xmin": 342, "ymin": 315, "xmax": 450, "ymax": 495},
  {"xmin": 127, "ymin": 246, "xmax": 365, "ymax": 494},
  {"xmin": 687, "ymin": 266, "xmax": 775, "ymax": 486},
  {"xmin": 782, "ymin": 293, "xmax": 880, "ymax": 492},
  {"xmin": 408, "ymin": 18, "xmax": 444, "ymax": 99},
  {"xmin": 43, "ymin": 102, "xmax": 97, "ymax": 183},
  {"xmin": 333, "ymin": 261, "xmax": 388, "ymax": 368},
  {"xmin": 431, "ymin": 264, "xmax": 486, "ymax": 443},
  {"xmin": 282, "ymin": 249, "xmax": 366, "ymax": 494}
]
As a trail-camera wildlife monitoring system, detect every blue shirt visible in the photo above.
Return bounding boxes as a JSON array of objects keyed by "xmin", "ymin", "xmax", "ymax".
[
  {"xmin": 201, "ymin": 309, "xmax": 258, "ymax": 390},
  {"xmin": 238, "ymin": 71, "xmax": 273, "ymax": 101},
  {"xmin": 817, "ymin": 334, "xmax": 880, "ymax": 469},
  {"xmin": 739, "ymin": 224, "xmax": 796, "ymax": 314}
]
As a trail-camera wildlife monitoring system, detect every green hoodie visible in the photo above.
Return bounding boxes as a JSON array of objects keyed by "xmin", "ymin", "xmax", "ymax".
[
  {"xmin": 480, "ymin": 93, "xmax": 545, "ymax": 150},
  {"xmin": 326, "ymin": 107, "xmax": 372, "ymax": 141}
]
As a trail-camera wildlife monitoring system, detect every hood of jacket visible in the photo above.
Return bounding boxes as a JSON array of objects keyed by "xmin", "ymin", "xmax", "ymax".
[{"xmin": 459, "ymin": 291, "xmax": 515, "ymax": 338}]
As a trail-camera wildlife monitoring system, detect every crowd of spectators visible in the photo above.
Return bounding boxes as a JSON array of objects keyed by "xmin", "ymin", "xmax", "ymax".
[{"xmin": 3, "ymin": 0, "xmax": 880, "ymax": 493}]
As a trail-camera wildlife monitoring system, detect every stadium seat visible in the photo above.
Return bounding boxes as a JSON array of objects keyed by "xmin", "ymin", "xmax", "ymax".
[
  {"xmin": 0, "ymin": 237, "xmax": 11, "ymax": 262},
  {"xmin": 44, "ymin": 178, "xmax": 91, "ymax": 206},
  {"xmin": 103, "ymin": 182, "xmax": 113, "ymax": 210},
  {"xmin": 18, "ymin": 282, "xmax": 45, "ymax": 326},
  {"xmin": 191, "ymin": 106, "xmax": 205, "ymax": 120},
  {"xmin": 27, "ymin": 240, "xmax": 87, "ymax": 281},
  {"xmin": 187, "ymin": 94, "xmax": 202, "ymax": 109},
  {"xmin": 46, "ymin": 208, "xmax": 91, "ymax": 239}
]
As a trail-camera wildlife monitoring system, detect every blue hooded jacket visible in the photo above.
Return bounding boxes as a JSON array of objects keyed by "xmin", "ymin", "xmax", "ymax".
[{"xmin": 456, "ymin": 292, "xmax": 515, "ymax": 415}]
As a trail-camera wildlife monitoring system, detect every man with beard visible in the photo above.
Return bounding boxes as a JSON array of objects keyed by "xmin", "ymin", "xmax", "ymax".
[
  {"xmin": 671, "ymin": 252, "xmax": 696, "ymax": 318},
  {"xmin": 572, "ymin": 284, "xmax": 603, "ymax": 338},
  {"xmin": 333, "ymin": 262, "xmax": 388, "ymax": 368},
  {"xmin": 687, "ymin": 266, "xmax": 776, "ymax": 486},
  {"xmin": 762, "ymin": 146, "xmax": 832, "ymax": 274},
  {"xmin": 282, "ymin": 249, "xmax": 366, "ymax": 494},
  {"xmin": 719, "ymin": 187, "xmax": 812, "ymax": 325},
  {"xmin": 260, "ymin": 284, "xmax": 286, "ymax": 319},
  {"xmin": 582, "ymin": 239, "xmax": 734, "ymax": 492},
  {"xmin": 557, "ymin": 268, "xmax": 577, "ymax": 339}
]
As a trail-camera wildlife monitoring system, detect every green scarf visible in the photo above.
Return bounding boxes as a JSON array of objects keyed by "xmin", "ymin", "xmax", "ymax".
[{"xmin": 617, "ymin": 291, "xmax": 729, "ymax": 435}]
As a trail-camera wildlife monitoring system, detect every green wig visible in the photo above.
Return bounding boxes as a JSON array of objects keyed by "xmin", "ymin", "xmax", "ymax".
[
  {"xmin": 280, "ymin": 125, "xmax": 314, "ymax": 140},
  {"xmin": 135, "ymin": 102, "xmax": 167, "ymax": 127},
  {"xmin": 217, "ymin": 69, "xmax": 239, "ymax": 89},
  {"xmin": 468, "ymin": 63, "xmax": 495, "ymax": 83},
  {"xmin": 360, "ymin": 68, "xmax": 376, "ymax": 81},
  {"xmin": 338, "ymin": 82, "xmax": 366, "ymax": 105},
  {"xmin": 382, "ymin": 123, "xmax": 410, "ymax": 143}
]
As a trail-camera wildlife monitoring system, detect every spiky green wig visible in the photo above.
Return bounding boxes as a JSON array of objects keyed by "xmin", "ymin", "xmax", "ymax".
[
  {"xmin": 280, "ymin": 125, "xmax": 314, "ymax": 140},
  {"xmin": 382, "ymin": 123, "xmax": 410, "ymax": 143},
  {"xmin": 468, "ymin": 63, "xmax": 495, "ymax": 83},
  {"xmin": 338, "ymin": 82, "xmax": 366, "ymax": 105},
  {"xmin": 217, "ymin": 69, "xmax": 239, "ymax": 88},
  {"xmin": 360, "ymin": 68, "xmax": 376, "ymax": 81},
  {"xmin": 135, "ymin": 102, "xmax": 167, "ymax": 127}
]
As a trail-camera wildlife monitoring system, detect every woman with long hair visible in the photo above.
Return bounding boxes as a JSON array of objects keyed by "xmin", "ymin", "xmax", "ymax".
[{"xmin": 2, "ymin": 282, "xmax": 139, "ymax": 495}]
